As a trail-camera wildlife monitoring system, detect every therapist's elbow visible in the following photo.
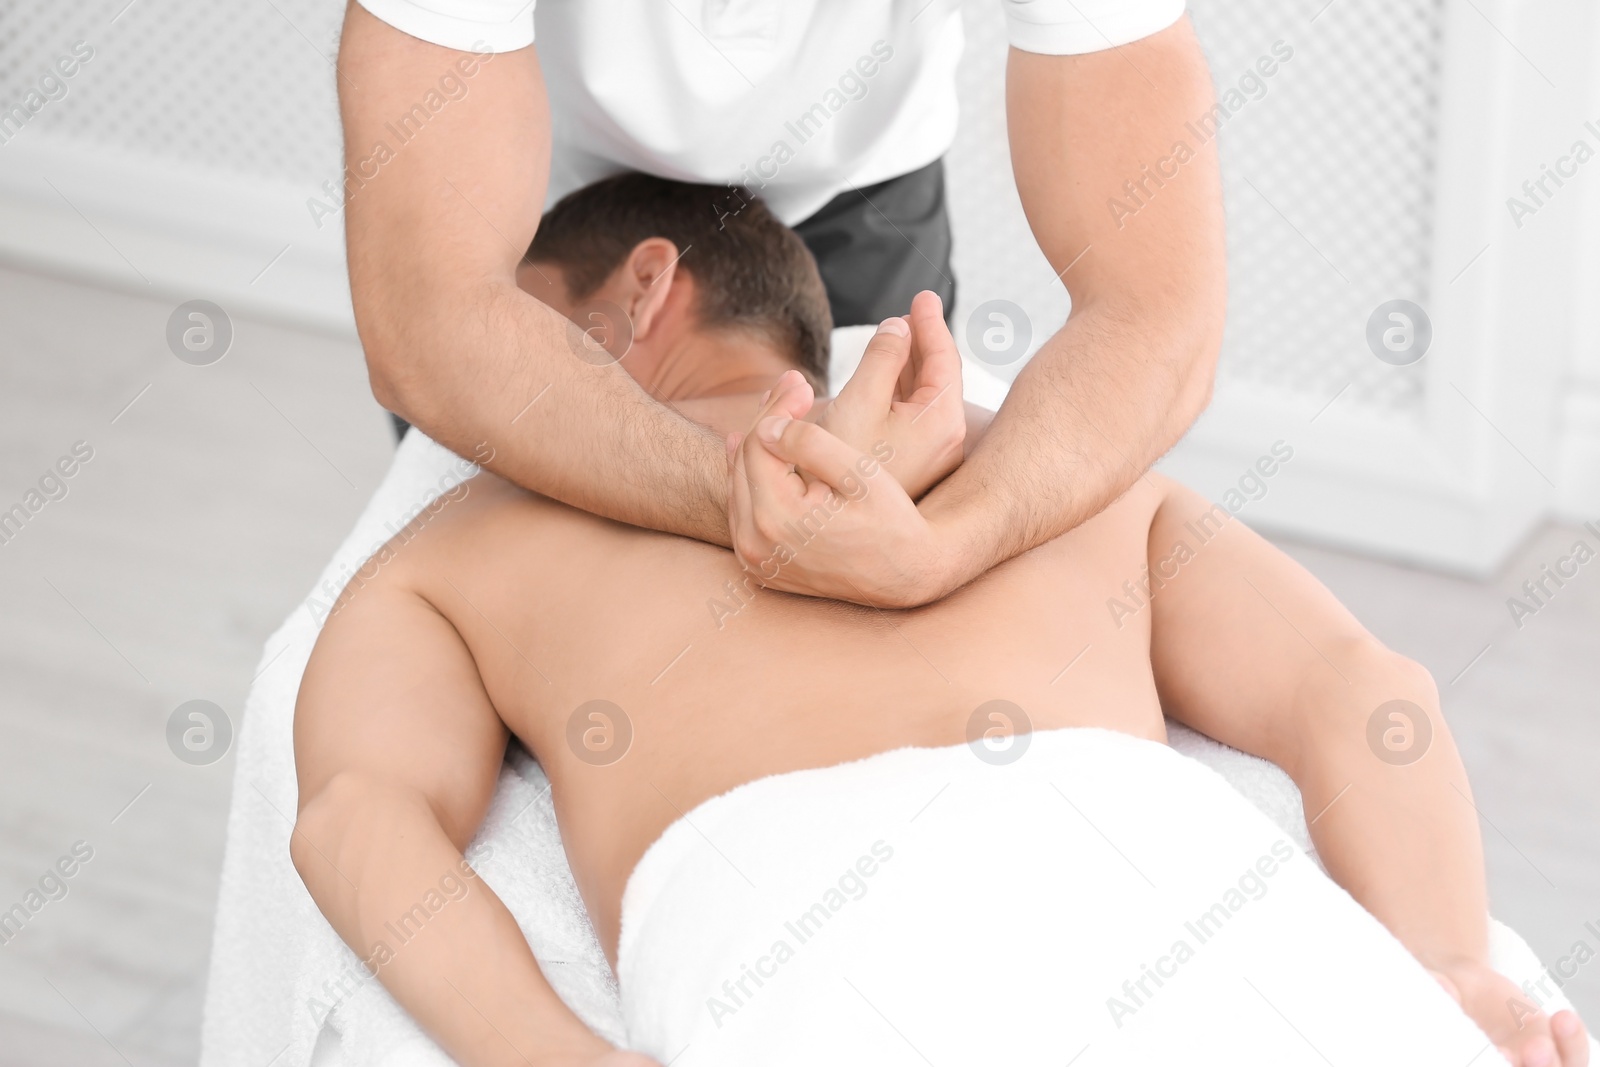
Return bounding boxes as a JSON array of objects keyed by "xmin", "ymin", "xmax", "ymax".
[
  {"xmin": 357, "ymin": 279, "xmax": 505, "ymax": 428},
  {"xmin": 364, "ymin": 347, "xmax": 407, "ymax": 415},
  {"xmin": 363, "ymin": 336, "xmax": 434, "ymax": 428},
  {"xmin": 1098, "ymin": 280, "xmax": 1222, "ymax": 442},
  {"xmin": 1162, "ymin": 304, "xmax": 1224, "ymax": 443},
  {"xmin": 1175, "ymin": 343, "xmax": 1217, "ymax": 428}
]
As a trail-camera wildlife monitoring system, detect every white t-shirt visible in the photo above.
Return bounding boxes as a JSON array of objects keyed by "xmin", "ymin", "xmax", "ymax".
[{"xmin": 354, "ymin": 0, "xmax": 1185, "ymax": 223}]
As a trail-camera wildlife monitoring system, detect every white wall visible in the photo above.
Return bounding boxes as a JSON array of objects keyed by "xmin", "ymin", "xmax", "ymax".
[
  {"xmin": 0, "ymin": 0, "xmax": 350, "ymax": 330},
  {"xmin": 1559, "ymin": 1, "xmax": 1600, "ymax": 517}
]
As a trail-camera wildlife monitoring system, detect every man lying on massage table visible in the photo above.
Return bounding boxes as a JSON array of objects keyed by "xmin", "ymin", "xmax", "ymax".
[{"xmin": 292, "ymin": 175, "xmax": 1589, "ymax": 1067}]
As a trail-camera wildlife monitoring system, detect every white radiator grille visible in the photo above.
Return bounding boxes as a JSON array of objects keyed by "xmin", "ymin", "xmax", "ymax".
[
  {"xmin": 1190, "ymin": 0, "xmax": 1446, "ymax": 414},
  {"xmin": 0, "ymin": 0, "xmax": 344, "ymax": 185},
  {"xmin": 945, "ymin": 0, "xmax": 1447, "ymax": 412}
]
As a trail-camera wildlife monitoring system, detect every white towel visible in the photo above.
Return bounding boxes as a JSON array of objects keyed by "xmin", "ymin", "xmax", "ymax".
[
  {"xmin": 199, "ymin": 332, "xmax": 1593, "ymax": 1065},
  {"xmin": 618, "ymin": 728, "xmax": 1492, "ymax": 1064}
]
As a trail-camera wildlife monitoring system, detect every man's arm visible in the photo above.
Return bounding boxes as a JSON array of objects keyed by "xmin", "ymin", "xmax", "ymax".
[
  {"xmin": 728, "ymin": 19, "xmax": 1225, "ymax": 607},
  {"xmin": 294, "ymin": 529, "xmax": 656, "ymax": 1067},
  {"xmin": 339, "ymin": 4, "xmax": 728, "ymax": 542},
  {"xmin": 919, "ymin": 16, "xmax": 1226, "ymax": 590},
  {"xmin": 1144, "ymin": 481, "xmax": 1590, "ymax": 1067}
]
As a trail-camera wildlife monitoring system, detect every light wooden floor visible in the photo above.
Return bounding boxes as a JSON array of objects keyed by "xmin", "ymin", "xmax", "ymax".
[{"xmin": 1, "ymin": 264, "xmax": 1595, "ymax": 1063}]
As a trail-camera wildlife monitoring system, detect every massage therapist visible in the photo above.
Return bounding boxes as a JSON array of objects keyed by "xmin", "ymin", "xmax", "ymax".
[{"xmin": 337, "ymin": 0, "xmax": 1225, "ymax": 605}]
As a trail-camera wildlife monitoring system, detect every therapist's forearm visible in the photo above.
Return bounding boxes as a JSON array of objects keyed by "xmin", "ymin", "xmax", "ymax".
[
  {"xmin": 920, "ymin": 297, "xmax": 1214, "ymax": 589},
  {"xmin": 370, "ymin": 279, "xmax": 730, "ymax": 546},
  {"xmin": 912, "ymin": 21, "xmax": 1225, "ymax": 598}
]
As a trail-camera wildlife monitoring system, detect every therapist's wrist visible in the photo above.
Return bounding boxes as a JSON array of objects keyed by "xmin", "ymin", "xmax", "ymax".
[
  {"xmin": 911, "ymin": 491, "xmax": 995, "ymax": 604},
  {"xmin": 689, "ymin": 430, "xmax": 734, "ymax": 548},
  {"xmin": 629, "ymin": 412, "xmax": 729, "ymax": 548},
  {"xmin": 916, "ymin": 436, "xmax": 1060, "ymax": 601}
]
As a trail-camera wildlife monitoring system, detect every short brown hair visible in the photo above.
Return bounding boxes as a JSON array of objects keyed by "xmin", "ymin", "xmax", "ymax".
[{"xmin": 527, "ymin": 173, "xmax": 832, "ymax": 385}]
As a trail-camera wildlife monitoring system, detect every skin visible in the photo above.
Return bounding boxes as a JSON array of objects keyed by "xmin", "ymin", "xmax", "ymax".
[
  {"xmin": 336, "ymin": 4, "xmax": 1225, "ymax": 608},
  {"xmin": 732, "ymin": 23, "xmax": 1229, "ymax": 607},
  {"xmin": 293, "ymin": 244, "xmax": 1587, "ymax": 1067}
]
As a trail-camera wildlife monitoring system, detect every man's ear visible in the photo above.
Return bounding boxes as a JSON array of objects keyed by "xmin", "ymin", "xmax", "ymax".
[{"xmin": 617, "ymin": 237, "xmax": 685, "ymax": 341}]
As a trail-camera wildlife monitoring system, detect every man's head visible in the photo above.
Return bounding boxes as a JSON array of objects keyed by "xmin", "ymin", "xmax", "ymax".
[{"xmin": 519, "ymin": 174, "xmax": 832, "ymax": 397}]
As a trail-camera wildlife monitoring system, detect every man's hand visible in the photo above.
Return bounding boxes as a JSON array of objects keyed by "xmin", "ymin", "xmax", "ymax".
[
  {"xmin": 1431, "ymin": 961, "xmax": 1590, "ymax": 1067},
  {"xmin": 816, "ymin": 291, "xmax": 965, "ymax": 499},
  {"xmin": 727, "ymin": 368, "xmax": 958, "ymax": 608}
]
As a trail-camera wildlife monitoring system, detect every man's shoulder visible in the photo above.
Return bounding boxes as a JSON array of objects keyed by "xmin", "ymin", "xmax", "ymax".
[
  {"xmin": 436, "ymin": 471, "xmax": 580, "ymax": 533},
  {"xmin": 379, "ymin": 471, "xmax": 564, "ymax": 567}
]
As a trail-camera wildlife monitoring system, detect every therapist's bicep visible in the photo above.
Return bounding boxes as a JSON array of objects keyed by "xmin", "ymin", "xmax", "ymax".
[
  {"xmin": 337, "ymin": 2, "xmax": 551, "ymax": 409},
  {"xmin": 1006, "ymin": 19, "xmax": 1225, "ymax": 351}
]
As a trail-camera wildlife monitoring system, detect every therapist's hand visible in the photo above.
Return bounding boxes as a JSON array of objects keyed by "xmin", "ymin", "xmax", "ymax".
[
  {"xmin": 815, "ymin": 291, "xmax": 966, "ymax": 500},
  {"xmin": 727, "ymin": 373, "xmax": 959, "ymax": 608}
]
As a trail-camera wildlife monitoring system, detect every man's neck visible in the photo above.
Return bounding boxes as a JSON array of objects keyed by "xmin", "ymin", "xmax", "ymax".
[
  {"xmin": 668, "ymin": 390, "xmax": 788, "ymax": 438},
  {"xmin": 633, "ymin": 329, "xmax": 798, "ymax": 404}
]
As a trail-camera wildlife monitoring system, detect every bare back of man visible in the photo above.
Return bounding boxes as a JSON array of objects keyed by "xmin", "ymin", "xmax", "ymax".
[
  {"xmin": 294, "ymin": 413, "xmax": 1525, "ymax": 1066},
  {"xmin": 299, "ymin": 402, "xmax": 1172, "ymax": 966}
]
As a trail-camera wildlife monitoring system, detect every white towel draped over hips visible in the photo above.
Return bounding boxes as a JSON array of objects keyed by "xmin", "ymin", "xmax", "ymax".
[{"xmin": 616, "ymin": 728, "xmax": 1493, "ymax": 1066}]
